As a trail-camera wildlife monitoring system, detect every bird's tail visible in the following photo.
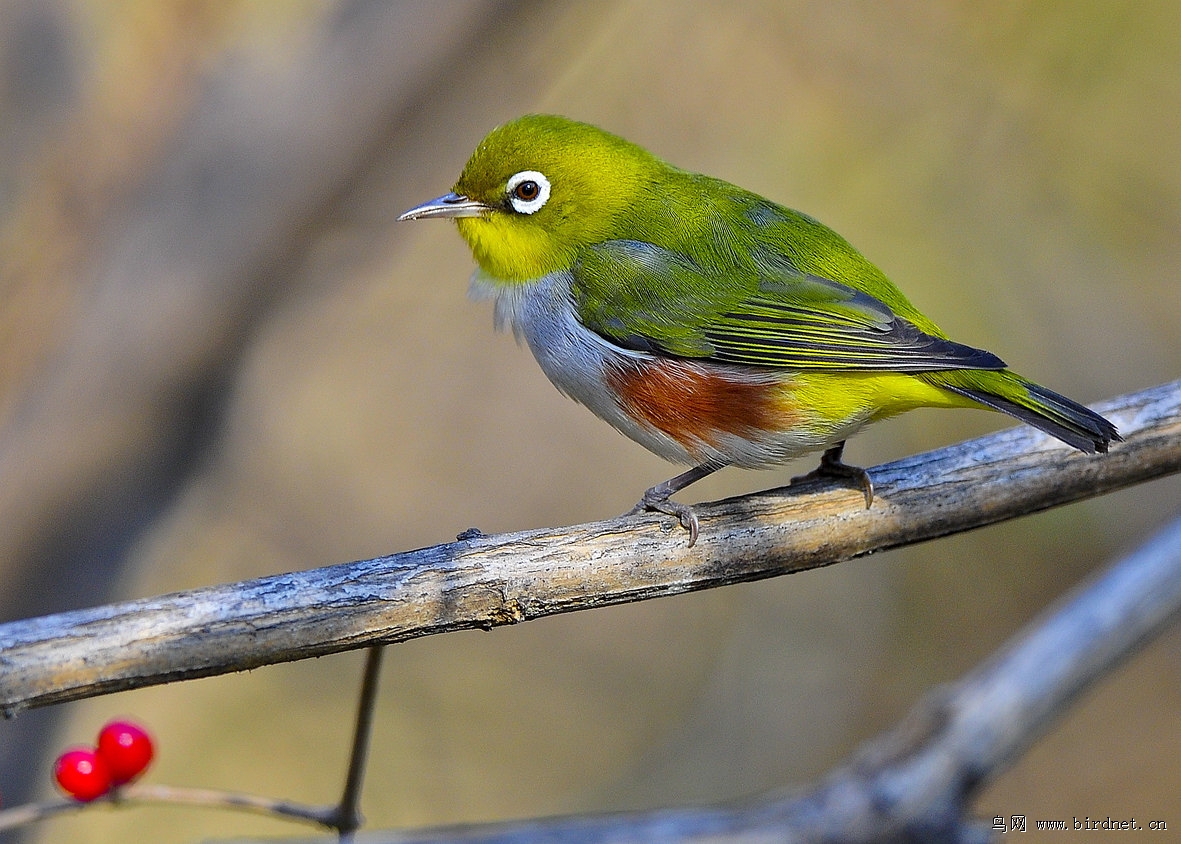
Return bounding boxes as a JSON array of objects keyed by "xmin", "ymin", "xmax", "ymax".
[{"xmin": 940, "ymin": 376, "xmax": 1120, "ymax": 453}]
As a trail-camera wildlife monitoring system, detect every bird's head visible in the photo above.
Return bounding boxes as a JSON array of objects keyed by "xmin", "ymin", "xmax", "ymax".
[{"xmin": 400, "ymin": 115, "xmax": 663, "ymax": 282}]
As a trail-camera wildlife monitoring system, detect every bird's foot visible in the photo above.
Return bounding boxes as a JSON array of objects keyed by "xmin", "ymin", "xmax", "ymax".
[
  {"xmin": 627, "ymin": 489, "xmax": 700, "ymax": 547},
  {"xmin": 792, "ymin": 444, "xmax": 874, "ymax": 508},
  {"xmin": 625, "ymin": 465, "xmax": 717, "ymax": 546}
]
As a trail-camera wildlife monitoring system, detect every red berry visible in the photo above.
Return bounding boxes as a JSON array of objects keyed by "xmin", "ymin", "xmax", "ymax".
[
  {"xmin": 53, "ymin": 748, "xmax": 112, "ymax": 802},
  {"xmin": 96, "ymin": 720, "xmax": 154, "ymax": 784}
]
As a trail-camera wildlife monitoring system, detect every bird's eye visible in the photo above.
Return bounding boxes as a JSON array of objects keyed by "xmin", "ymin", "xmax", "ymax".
[{"xmin": 506, "ymin": 170, "xmax": 551, "ymax": 214}]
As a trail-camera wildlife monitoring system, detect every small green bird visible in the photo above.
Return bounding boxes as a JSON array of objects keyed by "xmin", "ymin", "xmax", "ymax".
[{"xmin": 400, "ymin": 114, "xmax": 1118, "ymax": 545}]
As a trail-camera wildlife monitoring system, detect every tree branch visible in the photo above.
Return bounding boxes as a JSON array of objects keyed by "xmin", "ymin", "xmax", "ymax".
[
  {"xmin": 337, "ymin": 514, "xmax": 1181, "ymax": 843},
  {"xmin": 1, "ymin": 380, "xmax": 1178, "ymax": 715}
]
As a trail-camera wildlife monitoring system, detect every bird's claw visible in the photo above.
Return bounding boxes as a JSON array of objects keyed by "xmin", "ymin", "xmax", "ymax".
[
  {"xmin": 627, "ymin": 493, "xmax": 700, "ymax": 547},
  {"xmin": 792, "ymin": 446, "xmax": 874, "ymax": 508}
]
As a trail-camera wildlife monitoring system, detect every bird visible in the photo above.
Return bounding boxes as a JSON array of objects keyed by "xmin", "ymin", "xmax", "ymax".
[{"xmin": 399, "ymin": 114, "xmax": 1118, "ymax": 545}]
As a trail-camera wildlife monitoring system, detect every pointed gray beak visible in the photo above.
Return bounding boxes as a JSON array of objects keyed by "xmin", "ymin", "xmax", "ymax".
[{"xmin": 398, "ymin": 192, "xmax": 492, "ymax": 221}]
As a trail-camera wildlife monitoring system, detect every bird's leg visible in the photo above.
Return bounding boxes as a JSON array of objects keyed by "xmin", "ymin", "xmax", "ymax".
[
  {"xmin": 791, "ymin": 441, "xmax": 874, "ymax": 507},
  {"xmin": 627, "ymin": 464, "xmax": 718, "ymax": 547}
]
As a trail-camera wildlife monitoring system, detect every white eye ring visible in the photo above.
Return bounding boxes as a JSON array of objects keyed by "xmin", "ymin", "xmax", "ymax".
[{"xmin": 506, "ymin": 170, "xmax": 551, "ymax": 214}]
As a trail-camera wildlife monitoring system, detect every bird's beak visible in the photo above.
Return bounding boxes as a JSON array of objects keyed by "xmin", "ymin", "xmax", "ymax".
[{"xmin": 398, "ymin": 192, "xmax": 492, "ymax": 221}]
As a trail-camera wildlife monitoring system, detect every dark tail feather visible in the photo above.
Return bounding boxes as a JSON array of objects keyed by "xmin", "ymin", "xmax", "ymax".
[{"xmin": 943, "ymin": 382, "xmax": 1120, "ymax": 453}]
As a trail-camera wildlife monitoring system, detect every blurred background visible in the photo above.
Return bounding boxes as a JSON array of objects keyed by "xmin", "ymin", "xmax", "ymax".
[{"xmin": 0, "ymin": 1, "xmax": 1178, "ymax": 841}]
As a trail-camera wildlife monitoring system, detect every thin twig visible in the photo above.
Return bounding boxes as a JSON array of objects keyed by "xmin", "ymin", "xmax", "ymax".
[
  {"xmin": 0, "ymin": 381, "xmax": 1178, "ymax": 715},
  {"xmin": 0, "ymin": 783, "xmax": 338, "ymax": 832},
  {"xmin": 0, "ymin": 799, "xmax": 84, "ymax": 832},
  {"xmin": 330, "ymin": 645, "xmax": 385, "ymax": 839}
]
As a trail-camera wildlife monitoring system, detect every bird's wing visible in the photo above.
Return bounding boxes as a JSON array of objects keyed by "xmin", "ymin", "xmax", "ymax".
[{"xmin": 572, "ymin": 239, "xmax": 1004, "ymax": 371}]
